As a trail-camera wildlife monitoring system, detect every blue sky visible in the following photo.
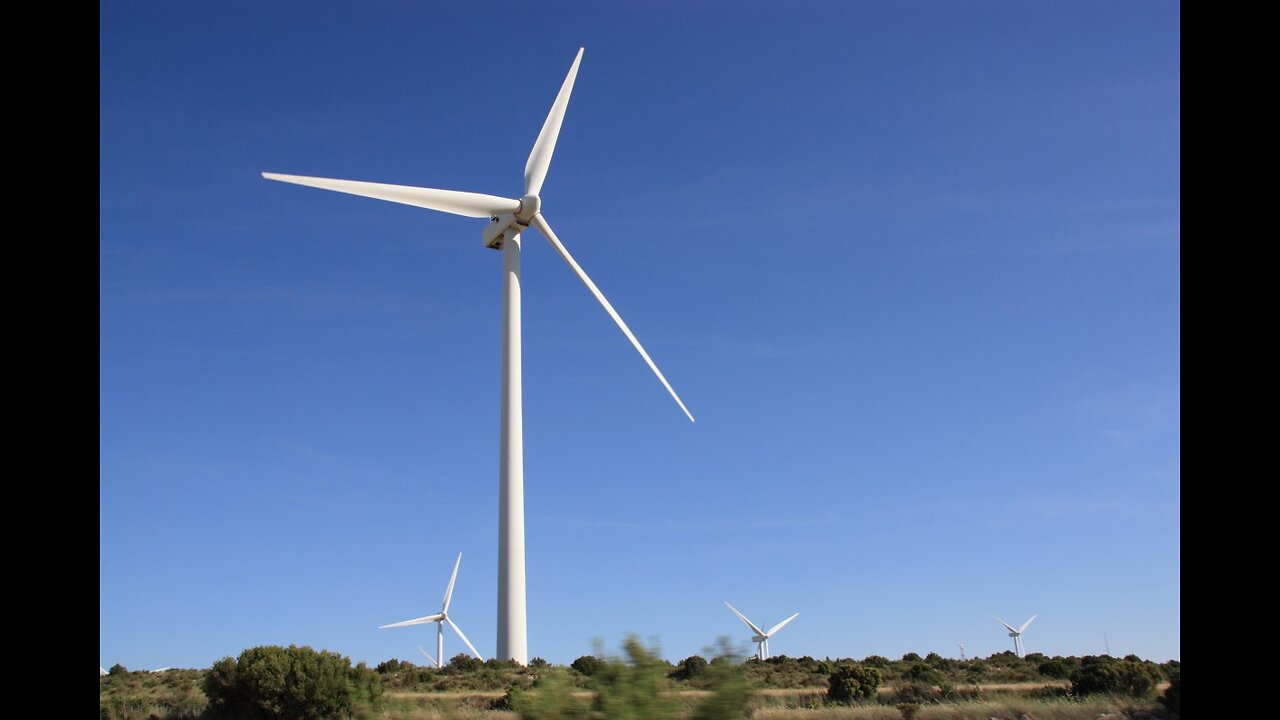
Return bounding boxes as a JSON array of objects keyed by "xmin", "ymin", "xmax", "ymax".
[{"xmin": 101, "ymin": 1, "xmax": 1179, "ymax": 670}]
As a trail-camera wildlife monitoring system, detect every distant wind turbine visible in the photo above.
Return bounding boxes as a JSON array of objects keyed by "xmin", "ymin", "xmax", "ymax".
[
  {"xmin": 993, "ymin": 614, "xmax": 1036, "ymax": 657},
  {"xmin": 381, "ymin": 553, "xmax": 483, "ymax": 667},
  {"xmin": 264, "ymin": 47, "xmax": 693, "ymax": 665},
  {"xmin": 957, "ymin": 642, "xmax": 965, "ymax": 660},
  {"xmin": 725, "ymin": 602, "xmax": 799, "ymax": 660}
]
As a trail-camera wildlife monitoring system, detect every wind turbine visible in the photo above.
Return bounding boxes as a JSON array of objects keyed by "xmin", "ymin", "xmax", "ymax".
[
  {"xmin": 381, "ymin": 553, "xmax": 483, "ymax": 667},
  {"xmin": 725, "ymin": 602, "xmax": 799, "ymax": 661},
  {"xmin": 263, "ymin": 48, "xmax": 693, "ymax": 664},
  {"xmin": 993, "ymin": 614, "xmax": 1036, "ymax": 657},
  {"xmin": 957, "ymin": 642, "xmax": 965, "ymax": 660}
]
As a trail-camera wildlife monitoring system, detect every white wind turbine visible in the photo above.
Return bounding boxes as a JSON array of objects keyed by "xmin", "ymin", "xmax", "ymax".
[
  {"xmin": 263, "ymin": 48, "xmax": 693, "ymax": 664},
  {"xmin": 725, "ymin": 602, "xmax": 799, "ymax": 661},
  {"xmin": 993, "ymin": 614, "xmax": 1037, "ymax": 658},
  {"xmin": 381, "ymin": 553, "xmax": 483, "ymax": 668}
]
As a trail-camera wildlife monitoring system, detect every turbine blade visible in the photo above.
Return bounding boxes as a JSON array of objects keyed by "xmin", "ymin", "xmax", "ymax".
[
  {"xmin": 442, "ymin": 553, "xmax": 462, "ymax": 613},
  {"xmin": 379, "ymin": 613, "xmax": 445, "ymax": 629},
  {"xmin": 524, "ymin": 48, "xmax": 584, "ymax": 196},
  {"xmin": 724, "ymin": 601, "xmax": 766, "ymax": 636},
  {"xmin": 992, "ymin": 615, "xmax": 1018, "ymax": 634},
  {"xmin": 417, "ymin": 646, "xmax": 437, "ymax": 666},
  {"xmin": 446, "ymin": 618, "xmax": 484, "ymax": 660},
  {"xmin": 1019, "ymin": 614, "xmax": 1037, "ymax": 633},
  {"xmin": 530, "ymin": 213, "xmax": 695, "ymax": 422},
  {"xmin": 766, "ymin": 612, "xmax": 800, "ymax": 637},
  {"xmin": 262, "ymin": 172, "xmax": 520, "ymax": 219}
]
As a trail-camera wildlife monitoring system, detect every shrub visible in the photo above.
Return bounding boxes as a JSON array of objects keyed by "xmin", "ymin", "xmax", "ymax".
[
  {"xmin": 1160, "ymin": 667, "xmax": 1180, "ymax": 716},
  {"xmin": 203, "ymin": 644, "xmax": 372, "ymax": 720},
  {"xmin": 590, "ymin": 637, "xmax": 682, "ymax": 720},
  {"xmin": 1069, "ymin": 656, "xmax": 1160, "ymax": 697},
  {"xmin": 892, "ymin": 681, "xmax": 933, "ymax": 705},
  {"xmin": 108, "ymin": 663, "xmax": 128, "ymax": 676},
  {"xmin": 904, "ymin": 662, "xmax": 936, "ymax": 683},
  {"xmin": 1037, "ymin": 658, "xmax": 1071, "ymax": 679},
  {"xmin": 511, "ymin": 669, "xmax": 592, "ymax": 720},
  {"xmin": 690, "ymin": 658, "xmax": 749, "ymax": 720},
  {"xmin": 446, "ymin": 653, "xmax": 483, "ymax": 674},
  {"xmin": 827, "ymin": 663, "xmax": 882, "ymax": 703},
  {"xmin": 374, "ymin": 658, "xmax": 412, "ymax": 674},
  {"xmin": 670, "ymin": 655, "xmax": 709, "ymax": 681},
  {"xmin": 570, "ymin": 655, "xmax": 604, "ymax": 677}
]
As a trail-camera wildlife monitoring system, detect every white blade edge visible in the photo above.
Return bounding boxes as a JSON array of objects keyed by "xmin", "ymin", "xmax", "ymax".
[
  {"xmin": 992, "ymin": 615, "xmax": 1018, "ymax": 634},
  {"xmin": 442, "ymin": 552, "xmax": 462, "ymax": 612},
  {"xmin": 766, "ymin": 612, "xmax": 800, "ymax": 637},
  {"xmin": 417, "ymin": 646, "xmax": 437, "ymax": 666},
  {"xmin": 531, "ymin": 213, "xmax": 695, "ymax": 422},
  {"xmin": 446, "ymin": 617, "xmax": 484, "ymax": 660},
  {"xmin": 262, "ymin": 172, "xmax": 520, "ymax": 219},
  {"xmin": 379, "ymin": 613, "xmax": 444, "ymax": 629},
  {"xmin": 724, "ymin": 601, "xmax": 766, "ymax": 636},
  {"xmin": 524, "ymin": 48, "xmax": 584, "ymax": 196},
  {"xmin": 1019, "ymin": 614, "xmax": 1037, "ymax": 633}
]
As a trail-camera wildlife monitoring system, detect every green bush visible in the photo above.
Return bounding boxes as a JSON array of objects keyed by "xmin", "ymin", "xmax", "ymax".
[
  {"xmin": 827, "ymin": 663, "xmax": 882, "ymax": 703},
  {"xmin": 1037, "ymin": 658, "xmax": 1071, "ymax": 679},
  {"xmin": 446, "ymin": 653, "xmax": 483, "ymax": 674},
  {"xmin": 1069, "ymin": 656, "xmax": 1160, "ymax": 698},
  {"xmin": 511, "ymin": 669, "xmax": 592, "ymax": 720},
  {"xmin": 904, "ymin": 662, "xmax": 936, "ymax": 683},
  {"xmin": 570, "ymin": 655, "xmax": 604, "ymax": 677},
  {"xmin": 203, "ymin": 644, "xmax": 377, "ymax": 720},
  {"xmin": 590, "ymin": 637, "xmax": 682, "ymax": 720},
  {"xmin": 690, "ymin": 657, "xmax": 749, "ymax": 720},
  {"xmin": 669, "ymin": 654, "xmax": 709, "ymax": 681},
  {"xmin": 1160, "ymin": 667, "xmax": 1180, "ymax": 716}
]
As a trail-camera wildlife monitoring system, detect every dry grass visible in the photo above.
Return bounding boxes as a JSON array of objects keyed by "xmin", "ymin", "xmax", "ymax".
[
  {"xmin": 752, "ymin": 696, "xmax": 1147, "ymax": 720},
  {"xmin": 753, "ymin": 707, "xmax": 902, "ymax": 720}
]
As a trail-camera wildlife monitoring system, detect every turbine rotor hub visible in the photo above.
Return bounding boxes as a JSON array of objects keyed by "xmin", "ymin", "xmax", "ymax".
[{"xmin": 515, "ymin": 195, "xmax": 541, "ymax": 223}]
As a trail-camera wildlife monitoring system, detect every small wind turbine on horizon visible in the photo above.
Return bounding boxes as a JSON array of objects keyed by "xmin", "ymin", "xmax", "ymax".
[
  {"xmin": 725, "ymin": 602, "xmax": 799, "ymax": 661},
  {"xmin": 263, "ymin": 47, "xmax": 693, "ymax": 665},
  {"xmin": 957, "ymin": 642, "xmax": 965, "ymax": 660},
  {"xmin": 993, "ymin": 614, "xmax": 1036, "ymax": 658},
  {"xmin": 381, "ymin": 553, "xmax": 483, "ymax": 668}
]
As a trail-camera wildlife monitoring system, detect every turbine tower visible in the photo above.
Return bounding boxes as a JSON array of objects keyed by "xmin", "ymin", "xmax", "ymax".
[
  {"xmin": 993, "ymin": 614, "xmax": 1036, "ymax": 658},
  {"xmin": 264, "ymin": 49, "xmax": 693, "ymax": 664},
  {"xmin": 725, "ymin": 602, "xmax": 799, "ymax": 661},
  {"xmin": 957, "ymin": 642, "xmax": 965, "ymax": 660},
  {"xmin": 380, "ymin": 553, "xmax": 483, "ymax": 667}
]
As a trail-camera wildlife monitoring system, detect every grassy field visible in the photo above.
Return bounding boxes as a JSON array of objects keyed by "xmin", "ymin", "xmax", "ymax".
[
  {"xmin": 371, "ymin": 694, "xmax": 1155, "ymax": 720},
  {"xmin": 369, "ymin": 683, "xmax": 1158, "ymax": 720},
  {"xmin": 100, "ymin": 649, "xmax": 1176, "ymax": 720}
]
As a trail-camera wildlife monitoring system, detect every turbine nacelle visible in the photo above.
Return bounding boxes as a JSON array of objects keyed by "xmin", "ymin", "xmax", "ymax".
[
  {"xmin": 483, "ymin": 196, "xmax": 542, "ymax": 250},
  {"xmin": 483, "ymin": 213, "xmax": 521, "ymax": 249}
]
